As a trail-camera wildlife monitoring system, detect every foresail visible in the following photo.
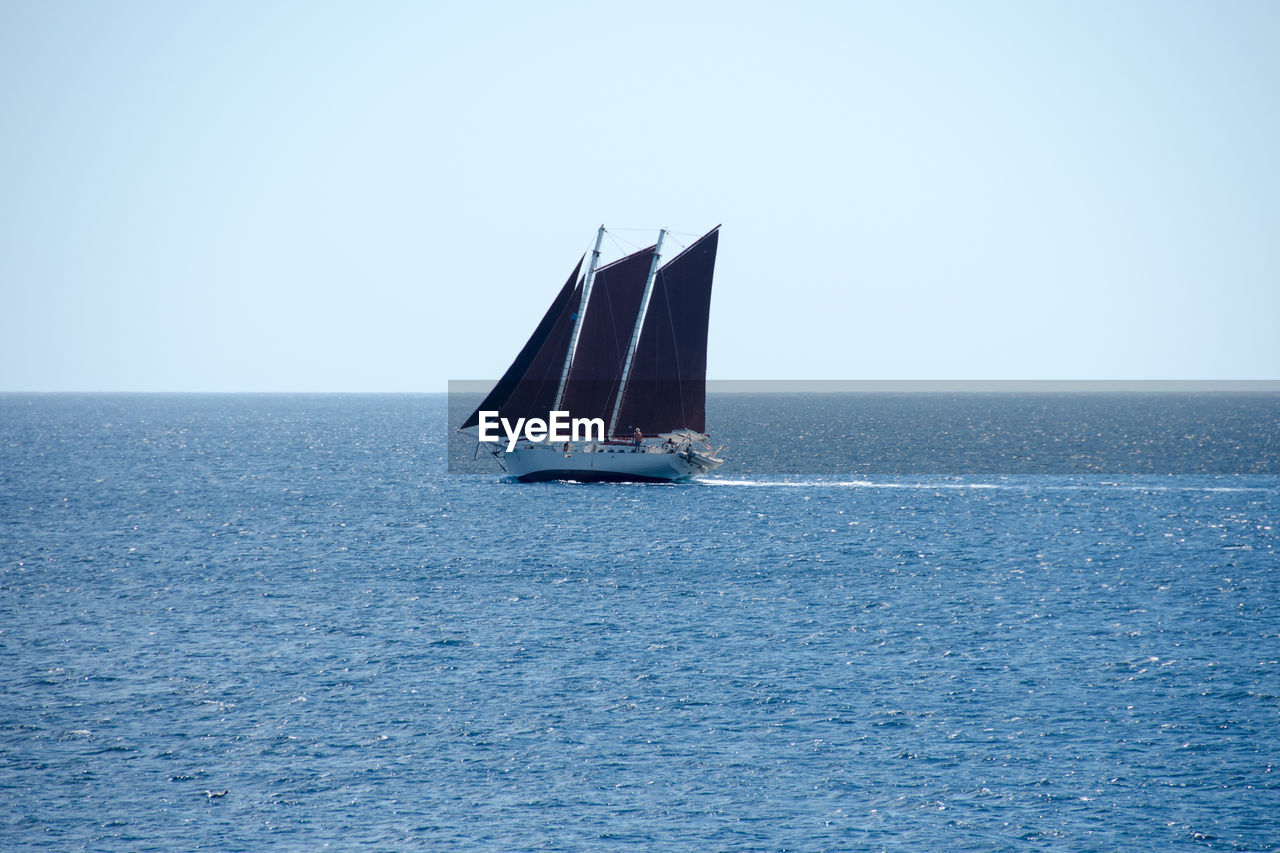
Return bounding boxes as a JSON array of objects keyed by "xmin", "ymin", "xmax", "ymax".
[
  {"xmin": 460, "ymin": 257, "xmax": 583, "ymax": 430},
  {"xmin": 614, "ymin": 227, "xmax": 719, "ymax": 435}
]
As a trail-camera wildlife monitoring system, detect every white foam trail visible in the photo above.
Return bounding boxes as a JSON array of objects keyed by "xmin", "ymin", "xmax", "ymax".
[
  {"xmin": 702, "ymin": 479, "xmax": 998, "ymax": 489},
  {"xmin": 700, "ymin": 478, "xmax": 1274, "ymax": 493}
]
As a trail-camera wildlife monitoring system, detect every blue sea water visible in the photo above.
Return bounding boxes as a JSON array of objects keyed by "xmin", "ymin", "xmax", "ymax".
[{"xmin": 2, "ymin": 393, "xmax": 1278, "ymax": 851}]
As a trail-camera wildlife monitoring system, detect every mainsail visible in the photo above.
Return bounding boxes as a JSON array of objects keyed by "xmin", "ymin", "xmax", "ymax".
[
  {"xmin": 614, "ymin": 227, "xmax": 719, "ymax": 435},
  {"xmin": 462, "ymin": 226, "xmax": 719, "ymax": 437}
]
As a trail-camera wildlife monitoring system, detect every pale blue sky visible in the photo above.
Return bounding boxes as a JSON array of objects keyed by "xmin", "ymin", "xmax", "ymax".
[{"xmin": 2, "ymin": 1, "xmax": 1277, "ymax": 391}]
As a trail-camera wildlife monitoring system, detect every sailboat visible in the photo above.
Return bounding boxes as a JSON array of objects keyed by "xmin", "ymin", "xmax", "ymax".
[{"xmin": 459, "ymin": 225, "xmax": 724, "ymax": 483}]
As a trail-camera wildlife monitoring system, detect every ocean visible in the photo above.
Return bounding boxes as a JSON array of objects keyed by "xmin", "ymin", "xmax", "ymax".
[{"xmin": 2, "ymin": 393, "xmax": 1278, "ymax": 850}]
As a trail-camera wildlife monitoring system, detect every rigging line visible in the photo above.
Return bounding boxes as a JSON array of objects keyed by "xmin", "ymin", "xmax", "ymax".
[
  {"xmin": 602, "ymin": 229, "xmax": 647, "ymax": 257},
  {"xmin": 578, "ymin": 232, "xmax": 599, "ymax": 267},
  {"xmin": 601, "ymin": 230, "xmax": 630, "ymax": 257},
  {"xmin": 661, "ymin": 280, "xmax": 687, "ymax": 430},
  {"xmin": 605, "ymin": 227, "xmax": 678, "ymax": 258},
  {"xmin": 594, "ymin": 227, "xmax": 699, "ymax": 263},
  {"xmin": 661, "ymin": 234, "xmax": 689, "ymax": 256},
  {"xmin": 663, "ymin": 229, "xmax": 705, "ymax": 237},
  {"xmin": 595, "ymin": 226, "xmax": 705, "ymax": 237}
]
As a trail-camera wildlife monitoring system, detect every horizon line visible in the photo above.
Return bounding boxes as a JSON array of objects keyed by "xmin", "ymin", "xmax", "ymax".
[{"xmin": 13, "ymin": 380, "xmax": 1279, "ymax": 395}]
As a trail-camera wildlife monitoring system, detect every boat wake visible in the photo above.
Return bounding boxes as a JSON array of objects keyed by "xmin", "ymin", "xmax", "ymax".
[
  {"xmin": 700, "ymin": 478, "xmax": 1273, "ymax": 493},
  {"xmin": 701, "ymin": 478, "xmax": 995, "ymax": 489}
]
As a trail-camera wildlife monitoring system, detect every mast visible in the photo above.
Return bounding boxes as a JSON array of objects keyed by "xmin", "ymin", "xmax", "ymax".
[
  {"xmin": 553, "ymin": 225, "xmax": 605, "ymax": 412},
  {"xmin": 608, "ymin": 228, "xmax": 665, "ymax": 437}
]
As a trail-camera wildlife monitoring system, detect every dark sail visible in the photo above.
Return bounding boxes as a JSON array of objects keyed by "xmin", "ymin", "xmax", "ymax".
[
  {"xmin": 560, "ymin": 245, "xmax": 655, "ymax": 428},
  {"xmin": 614, "ymin": 227, "xmax": 719, "ymax": 435},
  {"xmin": 460, "ymin": 258, "xmax": 583, "ymax": 429}
]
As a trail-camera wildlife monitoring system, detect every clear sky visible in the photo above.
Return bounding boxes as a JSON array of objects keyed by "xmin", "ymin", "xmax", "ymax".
[{"xmin": 3, "ymin": 1, "xmax": 1277, "ymax": 391}]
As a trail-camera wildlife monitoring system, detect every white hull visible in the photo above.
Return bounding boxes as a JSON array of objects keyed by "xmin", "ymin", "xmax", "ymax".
[{"xmin": 500, "ymin": 441, "xmax": 722, "ymax": 483}]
